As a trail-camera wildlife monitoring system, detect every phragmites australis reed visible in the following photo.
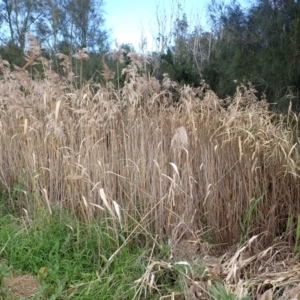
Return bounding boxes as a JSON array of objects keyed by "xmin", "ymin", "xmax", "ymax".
[{"xmin": 0, "ymin": 34, "xmax": 300, "ymax": 253}]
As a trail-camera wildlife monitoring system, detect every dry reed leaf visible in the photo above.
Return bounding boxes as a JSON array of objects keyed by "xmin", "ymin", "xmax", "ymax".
[
  {"xmin": 259, "ymin": 289, "xmax": 273, "ymax": 300},
  {"xmin": 152, "ymin": 159, "xmax": 161, "ymax": 171},
  {"xmin": 90, "ymin": 203, "xmax": 105, "ymax": 211},
  {"xmin": 42, "ymin": 188, "xmax": 52, "ymax": 215},
  {"xmin": 55, "ymin": 100, "xmax": 61, "ymax": 123},
  {"xmin": 99, "ymin": 188, "xmax": 115, "ymax": 218},
  {"xmin": 203, "ymin": 184, "xmax": 212, "ymax": 205},
  {"xmin": 134, "ymin": 260, "xmax": 172, "ymax": 298},
  {"xmin": 224, "ymin": 236, "xmax": 259, "ymax": 283},
  {"xmin": 23, "ymin": 118, "xmax": 28, "ymax": 135},
  {"xmin": 82, "ymin": 196, "xmax": 88, "ymax": 208},
  {"xmin": 278, "ymin": 283, "xmax": 300, "ymax": 300},
  {"xmin": 113, "ymin": 200, "xmax": 123, "ymax": 229},
  {"xmin": 65, "ymin": 175, "xmax": 84, "ymax": 180},
  {"xmin": 169, "ymin": 162, "xmax": 180, "ymax": 177},
  {"xmin": 232, "ymin": 279, "xmax": 250, "ymax": 299}
]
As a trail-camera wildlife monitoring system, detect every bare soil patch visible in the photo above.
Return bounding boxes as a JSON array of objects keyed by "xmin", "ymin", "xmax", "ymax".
[{"xmin": 2, "ymin": 274, "xmax": 40, "ymax": 299}]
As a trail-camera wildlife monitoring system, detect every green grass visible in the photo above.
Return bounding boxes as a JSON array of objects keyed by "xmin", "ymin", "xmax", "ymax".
[
  {"xmin": 0, "ymin": 194, "xmax": 175, "ymax": 299},
  {"xmin": 208, "ymin": 282, "xmax": 251, "ymax": 300}
]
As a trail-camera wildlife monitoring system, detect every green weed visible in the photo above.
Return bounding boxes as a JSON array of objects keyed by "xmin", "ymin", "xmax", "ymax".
[
  {"xmin": 0, "ymin": 207, "xmax": 162, "ymax": 299},
  {"xmin": 208, "ymin": 282, "xmax": 251, "ymax": 300}
]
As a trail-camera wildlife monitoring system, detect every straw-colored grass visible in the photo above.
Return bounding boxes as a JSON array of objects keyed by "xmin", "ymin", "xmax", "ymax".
[
  {"xmin": 1, "ymin": 35, "xmax": 300, "ymax": 298},
  {"xmin": 1, "ymin": 46, "xmax": 299, "ymax": 250}
]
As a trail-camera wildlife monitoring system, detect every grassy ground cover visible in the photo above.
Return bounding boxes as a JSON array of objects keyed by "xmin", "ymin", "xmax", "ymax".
[
  {"xmin": 0, "ymin": 190, "xmax": 253, "ymax": 300},
  {"xmin": 0, "ymin": 194, "xmax": 175, "ymax": 299}
]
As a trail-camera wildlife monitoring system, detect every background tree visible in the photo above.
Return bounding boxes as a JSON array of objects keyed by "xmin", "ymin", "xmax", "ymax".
[
  {"xmin": 152, "ymin": 1, "xmax": 213, "ymax": 85},
  {"xmin": 204, "ymin": 0, "xmax": 300, "ymax": 112},
  {"xmin": 0, "ymin": 0, "xmax": 110, "ymax": 84},
  {"xmin": 0, "ymin": 0, "xmax": 45, "ymax": 49}
]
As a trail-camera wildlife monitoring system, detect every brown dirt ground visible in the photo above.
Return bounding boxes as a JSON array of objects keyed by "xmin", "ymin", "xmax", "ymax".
[{"xmin": 2, "ymin": 274, "xmax": 40, "ymax": 299}]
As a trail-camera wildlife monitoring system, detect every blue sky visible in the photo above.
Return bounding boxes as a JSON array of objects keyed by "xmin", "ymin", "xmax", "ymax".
[
  {"xmin": 105, "ymin": 0, "xmax": 208, "ymax": 51},
  {"xmin": 104, "ymin": 0, "xmax": 252, "ymax": 51}
]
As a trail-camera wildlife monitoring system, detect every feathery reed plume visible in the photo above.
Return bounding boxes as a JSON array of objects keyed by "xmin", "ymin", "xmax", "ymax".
[
  {"xmin": 56, "ymin": 53, "xmax": 72, "ymax": 73},
  {"xmin": 73, "ymin": 48, "xmax": 89, "ymax": 61},
  {"xmin": 109, "ymin": 42, "xmax": 127, "ymax": 90},
  {"xmin": 111, "ymin": 43, "xmax": 126, "ymax": 64},
  {"xmin": 127, "ymin": 52, "xmax": 145, "ymax": 68},
  {"xmin": 162, "ymin": 73, "xmax": 174, "ymax": 89},
  {"xmin": 22, "ymin": 33, "xmax": 43, "ymax": 70},
  {"xmin": 101, "ymin": 54, "xmax": 115, "ymax": 82}
]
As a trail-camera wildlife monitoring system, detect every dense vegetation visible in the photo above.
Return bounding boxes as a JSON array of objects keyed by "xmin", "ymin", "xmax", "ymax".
[
  {"xmin": 0, "ymin": 33, "xmax": 300, "ymax": 298},
  {"xmin": 1, "ymin": 0, "xmax": 300, "ymax": 299},
  {"xmin": 203, "ymin": 0, "xmax": 300, "ymax": 112}
]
